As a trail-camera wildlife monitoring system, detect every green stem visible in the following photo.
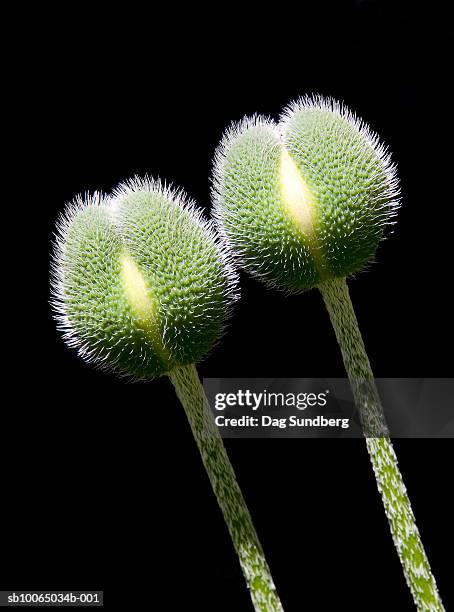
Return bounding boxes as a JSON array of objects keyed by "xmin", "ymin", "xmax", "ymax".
[
  {"xmin": 319, "ymin": 277, "xmax": 443, "ymax": 611},
  {"xmin": 168, "ymin": 363, "xmax": 283, "ymax": 612}
]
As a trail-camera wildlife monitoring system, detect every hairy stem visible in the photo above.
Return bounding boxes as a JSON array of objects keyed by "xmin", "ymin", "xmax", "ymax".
[
  {"xmin": 319, "ymin": 277, "xmax": 443, "ymax": 611},
  {"xmin": 168, "ymin": 363, "xmax": 283, "ymax": 612}
]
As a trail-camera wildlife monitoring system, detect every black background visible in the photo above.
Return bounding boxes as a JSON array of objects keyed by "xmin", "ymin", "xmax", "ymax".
[{"xmin": 6, "ymin": 1, "xmax": 452, "ymax": 610}]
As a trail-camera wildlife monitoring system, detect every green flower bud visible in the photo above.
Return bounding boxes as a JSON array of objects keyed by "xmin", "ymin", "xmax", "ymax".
[
  {"xmin": 212, "ymin": 96, "xmax": 400, "ymax": 292},
  {"xmin": 51, "ymin": 179, "xmax": 238, "ymax": 379}
]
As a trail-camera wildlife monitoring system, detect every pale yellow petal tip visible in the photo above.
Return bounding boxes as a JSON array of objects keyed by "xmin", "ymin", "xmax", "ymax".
[
  {"xmin": 279, "ymin": 150, "xmax": 315, "ymax": 234},
  {"xmin": 120, "ymin": 252, "xmax": 156, "ymax": 324}
]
